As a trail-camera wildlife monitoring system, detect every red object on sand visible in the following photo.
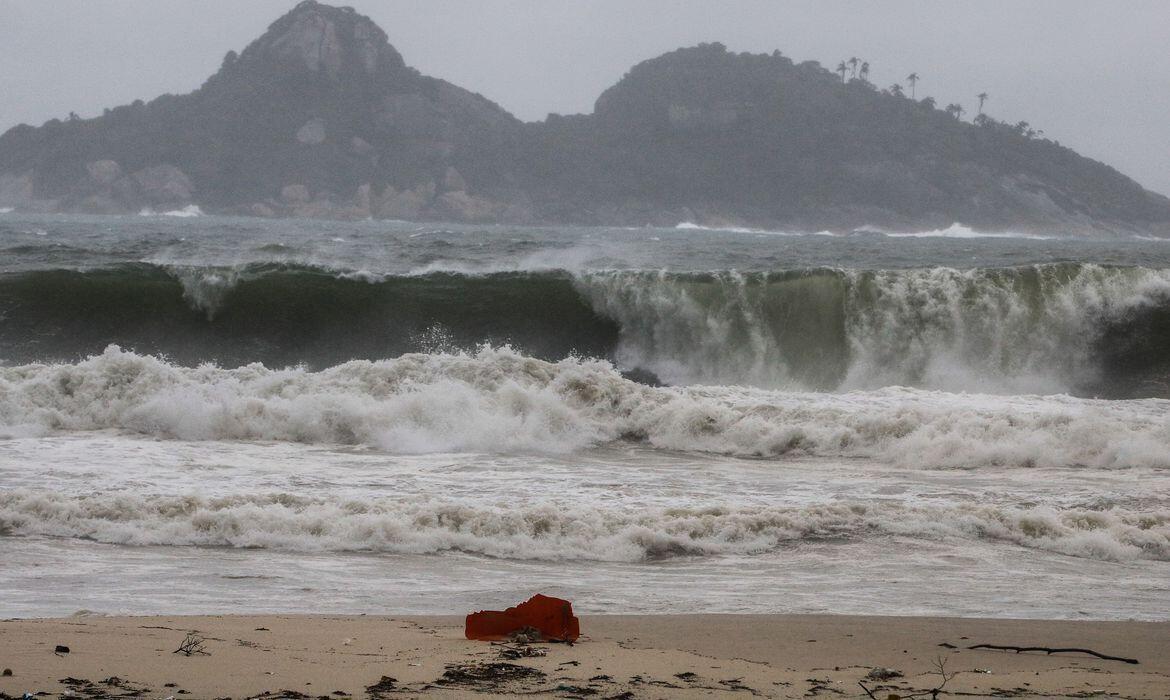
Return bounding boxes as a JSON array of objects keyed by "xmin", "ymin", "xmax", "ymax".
[{"xmin": 464, "ymin": 594, "xmax": 581, "ymax": 642}]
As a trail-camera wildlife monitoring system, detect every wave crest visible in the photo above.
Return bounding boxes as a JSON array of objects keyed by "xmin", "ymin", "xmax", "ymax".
[
  {"xmin": 2, "ymin": 489, "xmax": 1166, "ymax": 562},
  {"xmin": 2, "ymin": 346, "xmax": 1168, "ymax": 469}
]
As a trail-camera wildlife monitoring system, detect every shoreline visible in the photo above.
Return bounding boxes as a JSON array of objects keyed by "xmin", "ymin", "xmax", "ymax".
[{"xmin": 2, "ymin": 614, "xmax": 1167, "ymax": 699}]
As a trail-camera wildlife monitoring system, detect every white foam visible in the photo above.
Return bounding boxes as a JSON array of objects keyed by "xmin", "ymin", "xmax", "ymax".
[
  {"xmin": 860, "ymin": 223, "xmax": 1059, "ymax": 240},
  {"xmin": 575, "ymin": 265, "xmax": 1170, "ymax": 393},
  {"xmin": 1, "ymin": 345, "xmax": 1167, "ymax": 470},
  {"xmin": 0, "ymin": 207, "xmax": 14, "ymax": 214},
  {"xmin": 139, "ymin": 205, "xmax": 204, "ymax": 218},
  {"xmin": 675, "ymin": 221, "xmax": 834, "ymax": 236},
  {"xmin": 1, "ymin": 489, "xmax": 1164, "ymax": 562}
]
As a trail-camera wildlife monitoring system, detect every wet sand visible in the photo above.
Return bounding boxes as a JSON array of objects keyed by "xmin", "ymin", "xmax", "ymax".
[{"xmin": 1, "ymin": 614, "xmax": 1168, "ymax": 698}]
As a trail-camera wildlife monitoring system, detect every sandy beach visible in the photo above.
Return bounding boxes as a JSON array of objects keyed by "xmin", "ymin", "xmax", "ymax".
[{"xmin": 1, "ymin": 614, "xmax": 1167, "ymax": 699}]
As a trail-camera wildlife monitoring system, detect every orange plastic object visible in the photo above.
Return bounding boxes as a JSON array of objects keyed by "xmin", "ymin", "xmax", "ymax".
[{"xmin": 465, "ymin": 593, "xmax": 581, "ymax": 642}]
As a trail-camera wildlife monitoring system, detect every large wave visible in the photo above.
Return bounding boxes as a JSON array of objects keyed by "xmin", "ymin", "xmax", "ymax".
[
  {"xmin": 2, "ymin": 488, "xmax": 1166, "ymax": 563},
  {"xmin": 1, "ymin": 262, "xmax": 1169, "ymax": 396},
  {"xmin": 2, "ymin": 346, "xmax": 1168, "ymax": 468}
]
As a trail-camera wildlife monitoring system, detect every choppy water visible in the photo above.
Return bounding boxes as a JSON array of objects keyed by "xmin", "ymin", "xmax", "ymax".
[{"xmin": 1, "ymin": 211, "xmax": 1168, "ymax": 618}]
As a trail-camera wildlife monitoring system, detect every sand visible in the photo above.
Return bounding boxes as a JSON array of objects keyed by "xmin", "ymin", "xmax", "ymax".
[{"xmin": 1, "ymin": 614, "xmax": 1167, "ymax": 699}]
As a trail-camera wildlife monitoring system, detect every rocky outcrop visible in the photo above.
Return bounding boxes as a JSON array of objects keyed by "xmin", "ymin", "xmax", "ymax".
[
  {"xmin": 251, "ymin": 0, "xmax": 405, "ymax": 78},
  {"xmin": 295, "ymin": 118, "xmax": 327, "ymax": 145},
  {"xmin": 85, "ymin": 160, "xmax": 123, "ymax": 186},
  {"xmin": 132, "ymin": 165, "xmax": 195, "ymax": 208}
]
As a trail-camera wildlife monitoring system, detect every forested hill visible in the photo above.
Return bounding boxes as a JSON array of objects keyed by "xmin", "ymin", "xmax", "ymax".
[{"xmin": 2, "ymin": 1, "xmax": 1168, "ymax": 235}]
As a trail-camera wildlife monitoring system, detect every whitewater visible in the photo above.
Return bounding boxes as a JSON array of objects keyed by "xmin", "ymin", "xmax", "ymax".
[{"xmin": 2, "ymin": 213, "xmax": 1169, "ymax": 619}]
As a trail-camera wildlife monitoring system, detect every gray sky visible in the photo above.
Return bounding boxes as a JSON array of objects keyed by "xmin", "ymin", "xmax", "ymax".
[{"xmin": 2, "ymin": 1, "xmax": 1168, "ymax": 195}]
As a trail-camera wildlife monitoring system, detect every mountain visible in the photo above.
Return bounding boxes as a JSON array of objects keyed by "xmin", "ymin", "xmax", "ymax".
[
  {"xmin": 2, "ymin": 1, "xmax": 1168, "ymax": 235},
  {"xmin": 0, "ymin": 1, "xmax": 523, "ymax": 222}
]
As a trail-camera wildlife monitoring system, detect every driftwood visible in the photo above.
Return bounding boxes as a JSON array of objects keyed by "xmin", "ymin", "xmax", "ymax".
[
  {"xmin": 173, "ymin": 632, "xmax": 209, "ymax": 656},
  {"xmin": 859, "ymin": 656, "xmax": 955, "ymax": 700},
  {"xmin": 967, "ymin": 643, "xmax": 1138, "ymax": 665}
]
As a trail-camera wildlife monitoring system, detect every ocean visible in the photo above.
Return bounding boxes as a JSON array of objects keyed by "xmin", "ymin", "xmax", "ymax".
[{"xmin": 2, "ymin": 212, "xmax": 1168, "ymax": 619}]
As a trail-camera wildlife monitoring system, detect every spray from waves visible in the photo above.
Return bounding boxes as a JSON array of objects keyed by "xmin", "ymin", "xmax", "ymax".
[
  {"xmin": 2, "ymin": 262, "xmax": 1170, "ymax": 396},
  {"xmin": 2, "ymin": 346, "xmax": 1168, "ymax": 469},
  {"xmin": 674, "ymin": 221, "xmax": 834, "ymax": 236},
  {"xmin": 1, "ymin": 489, "xmax": 1166, "ymax": 562},
  {"xmin": 858, "ymin": 223, "xmax": 1060, "ymax": 240},
  {"xmin": 574, "ymin": 265, "xmax": 1170, "ymax": 394},
  {"xmin": 138, "ymin": 205, "xmax": 204, "ymax": 218}
]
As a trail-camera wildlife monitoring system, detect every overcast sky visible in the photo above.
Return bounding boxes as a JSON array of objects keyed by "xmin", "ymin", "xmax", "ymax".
[{"xmin": 2, "ymin": 0, "xmax": 1168, "ymax": 194}]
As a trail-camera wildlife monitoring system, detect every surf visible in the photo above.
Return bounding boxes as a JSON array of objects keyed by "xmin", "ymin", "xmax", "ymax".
[{"xmin": 2, "ymin": 262, "xmax": 1169, "ymax": 397}]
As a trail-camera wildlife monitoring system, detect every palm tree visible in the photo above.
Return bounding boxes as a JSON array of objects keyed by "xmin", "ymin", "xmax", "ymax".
[
  {"xmin": 859, "ymin": 61, "xmax": 870, "ymax": 83},
  {"xmin": 889, "ymin": 83, "xmax": 904, "ymax": 97},
  {"xmin": 976, "ymin": 92, "xmax": 989, "ymax": 115},
  {"xmin": 837, "ymin": 61, "xmax": 848, "ymax": 82},
  {"xmin": 906, "ymin": 73, "xmax": 919, "ymax": 99},
  {"xmin": 848, "ymin": 56, "xmax": 860, "ymax": 79},
  {"xmin": 945, "ymin": 103, "xmax": 965, "ymax": 119}
]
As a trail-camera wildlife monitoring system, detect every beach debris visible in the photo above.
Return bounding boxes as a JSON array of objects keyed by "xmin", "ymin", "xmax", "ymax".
[
  {"xmin": 718, "ymin": 677, "xmax": 756, "ymax": 693},
  {"xmin": 866, "ymin": 668, "xmax": 903, "ymax": 681},
  {"xmin": 496, "ymin": 643, "xmax": 547, "ymax": 660},
  {"xmin": 1, "ymin": 669, "xmax": 11, "ymax": 677},
  {"xmin": 937, "ymin": 642, "xmax": 956, "ymax": 649},
  {"xmin": 507, "ymin": 626, "xmax": 543, "ymax": 644},
  {"xmin": 363, "ymin": 676, "xmax": 397, "ymax": 699},
  {"xmin": 436, "ymin": 662, "xmax": 546, "ymax": 690},
  {"xmin": 967, "ymin": 643, "xmax": 1139, "ymax": 664},
  {"xmin": 554, "ymin": 684, "xmax": 598, "ymax": 696},
  {"xmin": 173, "ymin": 633, "xmax": 209, "ymax": 656},
  {"xmin": 55, "ymin": 676, "xmax": 149, "ymax": 699},
  {"xmin": 53, "ymin": 646, "xmax": 70, "ymax": 655},
  {"xmin": 465, "ymin": 594, "xmax": 580, "ymax": 642},
  {"xmin": 805, "ymin": 677, "xmax": 840, "ymax": 696},
  {"xmin": 674, "ymin": 672, "xmax": 698, "ymax": 681},
  {"xmin": 860, "ymin": 656, "xmax": 954, "ymax": 700}
]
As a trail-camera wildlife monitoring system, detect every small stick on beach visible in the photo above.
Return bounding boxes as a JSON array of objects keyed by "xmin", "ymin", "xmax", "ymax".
[{"xmin": 173, "ymin": 632, "xmax": 209, "ymax": 656}]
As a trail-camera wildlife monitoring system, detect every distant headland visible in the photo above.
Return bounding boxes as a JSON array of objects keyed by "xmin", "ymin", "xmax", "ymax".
[{"xmin": 2, "ymin": 0, "xmax": 1168, "ymax": 235}]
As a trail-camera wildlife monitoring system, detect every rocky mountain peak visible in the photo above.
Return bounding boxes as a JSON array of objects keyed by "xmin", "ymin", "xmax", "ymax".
[{"xmin": 235, "ymin": 0, "xmax": 406, "ymax": 80}]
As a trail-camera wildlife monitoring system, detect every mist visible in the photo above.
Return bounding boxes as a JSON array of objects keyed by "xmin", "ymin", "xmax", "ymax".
[{"xmin": 2, "ymin": 0, "xmax": 1168, "ymax": 194}]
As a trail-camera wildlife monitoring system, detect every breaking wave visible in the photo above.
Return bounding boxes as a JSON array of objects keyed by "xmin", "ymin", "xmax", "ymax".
[
  {"xmin": 674, "ymin": 221, "xmax": 834, "ymax": 236},
  {"xmin": 2, "ymin": 262, "xmax": 1169, "ymax": 396},
  {"xmin": 858, "ymin": 223, "xmax": 1060, "ymax": 240},
  {"xmin": 138, "ymin": 205, "xmax": 204, "ymax": 218},
  {"xmin": 2, "ymin": 346, "xmax": 1168, "ymax": 468},
  {"xmin": 1, "ymin": 489, "xmax": 1166, "ymax": 562}
]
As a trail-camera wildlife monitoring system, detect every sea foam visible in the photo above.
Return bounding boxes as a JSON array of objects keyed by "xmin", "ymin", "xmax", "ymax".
[
  {"xmin": 1, "ymin": 489, "xmax": 1165, "ymax": 562},
  {"xmin": 2, "ymin": 345, "xmax": 1167, "ymax": 469}
]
